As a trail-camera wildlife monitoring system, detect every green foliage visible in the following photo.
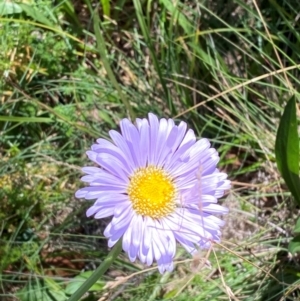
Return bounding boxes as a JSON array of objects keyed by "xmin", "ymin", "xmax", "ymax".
[
  {"xmin": 1, "ymin": 0, "xmax": 300, "ymax": 300},
  {"xmin": 0, "ymin": 1, "xmax": 22, "ymax": 15},
  {"xmin": 275, "ymin": 96, "xmax": 300, "ymax": 256},
  {"xmin": 289, "ymin": 216, "xmax": 300, "ymax": 255},
  {"xmin": 17, "ymin": 278, "xmax": 68, "ymax": 301},
  {"xmin": 289, "ymin": 235, "xmax": 300, "ymax": 254},
  {"xmin": 275, "ymin": 96, "xmax": 300, "ymax": 205},
  {"xmin": 65, "ymin": 271, "xmax": 105, "ymax": 295}
]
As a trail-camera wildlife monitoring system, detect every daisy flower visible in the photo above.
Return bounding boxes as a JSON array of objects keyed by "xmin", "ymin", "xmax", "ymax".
[{"xmin": 76, "ymin": 113, "xmax": 230, "ymax": 273}]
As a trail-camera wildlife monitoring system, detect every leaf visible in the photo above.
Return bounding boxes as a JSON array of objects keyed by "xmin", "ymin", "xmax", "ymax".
[
  {"xmin": 275, "ymin": 96, "xmax": 300, "ymax": 205},
  {"xmin": 65, "ymin": 271, "xmax": 104, "ymax": 295},
  {"xmin": 288, "ymin": 235, "xmax": 300, "ymax": 254},
  {"xmin": 294, "ymin": 217, "xmax": 300, "ymax": 234},
  {"xmin": 18, "ymin": 3, "xmax": 54, "ymax": 26},
  {"xmin": 0, "ymin": 1, "xmax": 22, "ymax": 15},
  {"xmin": 163, "ymin": 288, "xmax": 179, "ymax": 299},
  {"xmin": 289, "ymin": 218, "xmax": 300, "ymax": 254}
]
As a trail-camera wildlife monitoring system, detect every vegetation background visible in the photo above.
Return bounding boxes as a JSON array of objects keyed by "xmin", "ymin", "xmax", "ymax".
[{"xmin": 1, "ymin": 0, "xmax": 300, "ymax": 300}]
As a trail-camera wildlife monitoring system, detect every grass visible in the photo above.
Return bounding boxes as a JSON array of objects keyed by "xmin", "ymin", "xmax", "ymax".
[{"xmin": 1, "ymin": 0, "xmax": 300, "ymax": 300}]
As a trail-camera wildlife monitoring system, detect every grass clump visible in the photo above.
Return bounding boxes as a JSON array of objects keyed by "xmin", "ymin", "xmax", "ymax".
[{"xmin": 1, "ymin": 0, "xmax": 300, "ymax": 300}]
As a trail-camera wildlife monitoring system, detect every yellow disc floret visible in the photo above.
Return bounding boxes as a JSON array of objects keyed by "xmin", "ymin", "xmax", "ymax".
[{"xmin": 127, "ymin": 165, "xmax": 176, "ymax": 218}]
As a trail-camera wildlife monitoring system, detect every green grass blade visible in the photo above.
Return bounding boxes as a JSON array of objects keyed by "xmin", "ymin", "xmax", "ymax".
[
  {"xmin": 89, "ymin": 3, "xmax": 135, "ymax": 120},
  {"xmin": 58, "ymin": 0, "xmax": 81, "ymax": 28},
  {"xmin": 275, "ymin": 95, "xmax": 300, "ymax": 205},
  {"xmin": 100, "ymin": 0, "xmax": 110, "ymax": 17},
  {"xmin": 132, "ymin": 0, "xmax": 174, "ymax": 114},
  {"xmin": 0, "ymin": 116, "xmax": 53, "ymax": 122},
  {"xmin": 160, "ymin": 0, "xmax": 192, "ymax": 34},
  {"xmin": 67, "ymin": 239, "xmax": 122, "ymax": 301}
]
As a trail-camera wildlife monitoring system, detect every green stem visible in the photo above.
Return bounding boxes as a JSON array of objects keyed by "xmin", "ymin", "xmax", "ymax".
[{"xmin": 67, "ymin": 239, "xmax": 123, "ymax": 301}]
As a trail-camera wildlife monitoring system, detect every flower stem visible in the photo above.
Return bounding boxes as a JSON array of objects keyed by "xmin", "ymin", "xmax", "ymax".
[{"xmin": 67, "ymin": 239, "xmax": 123, "ymax": 301}]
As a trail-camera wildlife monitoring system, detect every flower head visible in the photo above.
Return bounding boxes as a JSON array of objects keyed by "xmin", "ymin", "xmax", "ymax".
[{"xmin": 76, "ymin": 113, "xmax": 230, "ymax": 273}]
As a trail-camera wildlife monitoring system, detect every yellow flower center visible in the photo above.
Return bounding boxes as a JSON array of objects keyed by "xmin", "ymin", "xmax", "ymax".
[{"xmin": 127, "ymin": 165, "xmax": 176, "ymax": 218}]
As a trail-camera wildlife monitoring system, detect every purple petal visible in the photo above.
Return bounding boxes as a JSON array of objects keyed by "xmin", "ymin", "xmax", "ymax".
[
  {"xmin": 148, "ymin": 113, "xmax": 159, "ymax": 164},
  {"xmin": 120, "ymin": 118, "xmax": 142, "ymax": 167},
  {"xmin": 138, "ymin": 118, "xmax": 150, "ymax": 167}
]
